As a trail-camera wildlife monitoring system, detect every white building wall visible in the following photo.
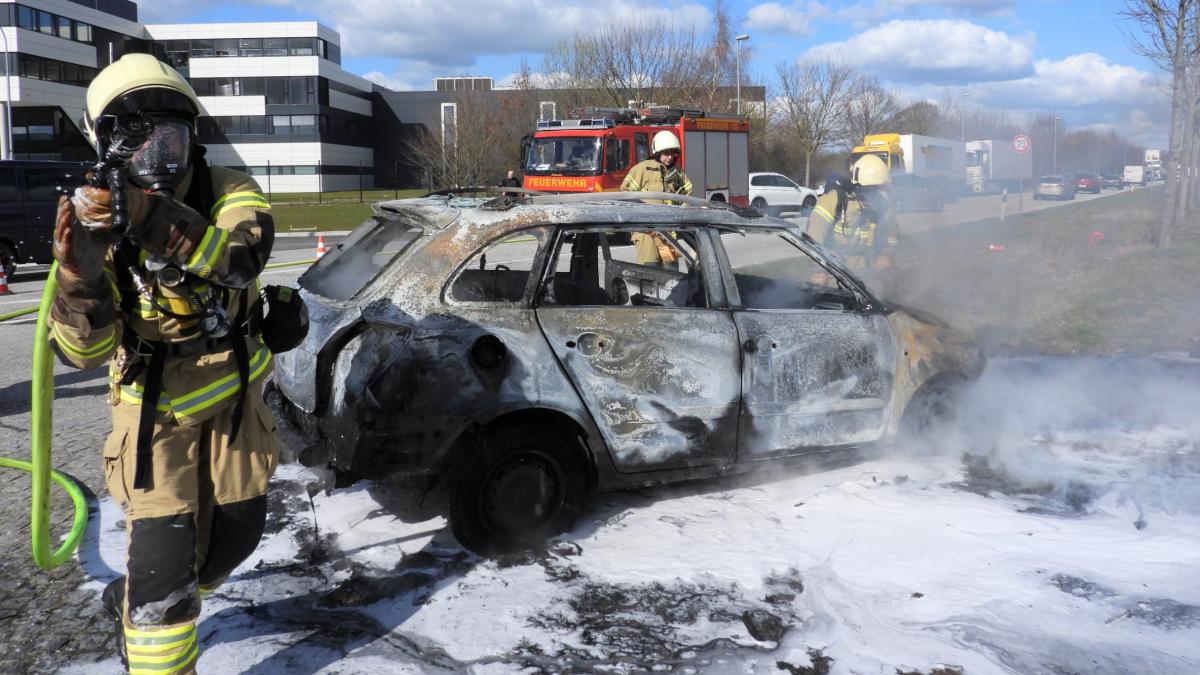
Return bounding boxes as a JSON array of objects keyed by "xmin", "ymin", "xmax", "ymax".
[
  {"xmin": 202, "ymin": 142, "xmax": 372, "ymax": 167},
  {"xmin": 144, "ymin": 22, "xmax": 326, "ymax": 41},
  {"xmin": 197, "ymin": 95, "xmax": 267, "ymax": 117},
  {"xmin": 5, "ymin": 27, "xmax": 98, "ymax": 66},
  {"xmin": 10, "ymin": 78, "xmax": 86, "ymax": 121}
]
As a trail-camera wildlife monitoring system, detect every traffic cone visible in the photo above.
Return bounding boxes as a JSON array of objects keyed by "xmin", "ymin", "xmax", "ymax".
[
  {"xmin": 315, "ymin": 234, "xmax": 327, "ymax": 259},
  {"xmin": 0, "ymin": 262, "xmax": 11, "ymax": 296}
]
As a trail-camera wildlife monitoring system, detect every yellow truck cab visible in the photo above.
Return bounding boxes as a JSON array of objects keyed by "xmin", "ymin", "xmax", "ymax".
[{"xmin": 849, "ymin": 133, "xmax": 906, "ymax": 173}]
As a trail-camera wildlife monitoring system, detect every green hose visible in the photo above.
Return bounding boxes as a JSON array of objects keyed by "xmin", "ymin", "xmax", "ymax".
[{"xmin": 0, "ymin": 261, "xmax": 90, "ymax": 571}]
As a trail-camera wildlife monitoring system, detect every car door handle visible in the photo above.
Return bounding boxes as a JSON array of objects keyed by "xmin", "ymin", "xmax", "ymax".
[{"xmin": 572, "ymin": 332, "xmax": 609, "ymax": 356}]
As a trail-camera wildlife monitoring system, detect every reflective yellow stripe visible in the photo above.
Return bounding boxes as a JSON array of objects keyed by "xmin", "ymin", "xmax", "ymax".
[
  {"xmin": 127, "ymin": 632, "xmax": 195, "ymax": 653},
  {"xmin": 51, "ymin": 323, "xmax": 115, "ymax": 359},
  {"xmin": 125, "ymin": 622, "xmax": 195, "ymax": 640},
  {"xmin": 119, "ymin": 345, "xmax": 272, "ymax": 417},
  {"xmin": 128, "ymin": 643, "xmax": 197, "ymax": 674},
  {"xmin": 185, "ymin": 226, "xmax": 227, "ymax": 277},
  {"xmin": 812, "ymin": 204, "xmax": 835, "ymax": 223},
  {"xmin": 210, "ymin": 190, "xmax": 270, "ymax": 218},
  {"xmin": 170, "ymin": 348, "xmax": 272, "ymax": 416}
]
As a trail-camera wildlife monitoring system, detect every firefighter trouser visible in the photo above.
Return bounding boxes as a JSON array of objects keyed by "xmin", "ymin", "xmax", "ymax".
[{"xmin": 103, "ymin": 394, "xmax": 279, "ymax": 674}]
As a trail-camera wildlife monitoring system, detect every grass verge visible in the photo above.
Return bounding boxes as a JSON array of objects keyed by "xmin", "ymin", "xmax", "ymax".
[{"xmin": 894, "ymin": 187, "xmax": 1200, "ymax": 355}]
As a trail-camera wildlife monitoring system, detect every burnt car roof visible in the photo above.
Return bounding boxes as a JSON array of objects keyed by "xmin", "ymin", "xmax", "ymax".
[{"xmin": 369, "ymin": 192, "xmax": 785, "ymax": 233}]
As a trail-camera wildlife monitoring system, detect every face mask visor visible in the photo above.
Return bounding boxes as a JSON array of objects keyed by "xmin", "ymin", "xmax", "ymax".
[{"xmin": 127, "ymin": 120, "xmax": 192, "ymax": 192}]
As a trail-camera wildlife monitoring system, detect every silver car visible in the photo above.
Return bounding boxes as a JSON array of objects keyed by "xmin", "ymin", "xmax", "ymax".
[{"xmin": 268, "ymin": 192, "xmax": 984, "ymax": 554}]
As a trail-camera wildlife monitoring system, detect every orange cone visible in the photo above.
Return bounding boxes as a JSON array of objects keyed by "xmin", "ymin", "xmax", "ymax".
[
  {"xmin": 315, "ymin": 234, "xmax": 327, "ymax": 259},
  {"xmin": 0, "ymin": 263, "xmax": 11, "ymax": 296}
]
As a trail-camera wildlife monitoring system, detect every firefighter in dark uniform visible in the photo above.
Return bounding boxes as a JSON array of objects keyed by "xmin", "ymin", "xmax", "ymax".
[
  {"xmin": 805, "ymin": 154, "xmax": 900, "ymax": 294},
  {"xmin": 49, "ymin": 53, "xmax": 278, "ymax": 674}
]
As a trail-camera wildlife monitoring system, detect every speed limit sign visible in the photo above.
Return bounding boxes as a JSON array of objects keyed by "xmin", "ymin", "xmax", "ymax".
[{"xmin": 1013, "ymin": 134, "xmax": 1031, "ymax": 153}]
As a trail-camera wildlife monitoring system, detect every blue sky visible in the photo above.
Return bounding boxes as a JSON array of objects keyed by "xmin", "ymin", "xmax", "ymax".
[{"xmin": 139, "ymin": 1, "xmax": 1168, "ymax": 145}]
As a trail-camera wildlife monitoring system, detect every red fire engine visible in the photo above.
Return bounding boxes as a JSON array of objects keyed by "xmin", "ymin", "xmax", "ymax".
[{"xmin": 522, "ymin": 106, "xmax": 751, "ymax": 207}]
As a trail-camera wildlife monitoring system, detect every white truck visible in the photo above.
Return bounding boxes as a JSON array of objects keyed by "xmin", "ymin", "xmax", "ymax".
[
  {"xmin": 1123, "ymin": 165, "xmax": 1147, "ymax": 186},
  {"xmin": 849, "ymin": 133, "xmax": 966, "ymax": 198},
  {"xmin": 965, "ymin": 140, "xmax": 1034, "ymax": 193}
]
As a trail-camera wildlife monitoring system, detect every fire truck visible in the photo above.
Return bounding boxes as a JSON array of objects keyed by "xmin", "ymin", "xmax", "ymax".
[{"xmin": 522, "ymin": 106, "xmax": 751, "ymax": 206}]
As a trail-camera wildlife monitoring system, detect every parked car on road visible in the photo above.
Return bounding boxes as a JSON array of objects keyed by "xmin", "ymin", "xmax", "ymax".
[
  {"xmin": 267, "ymin": 191, "xmax": 985, "ymax": 555},
  {"xmin": 0, "ymin": 160, "xmax": 91, "ymax": 278},
  {"xmin": 1099, "ymin": 174, "xmax": 1124, "ymax": 190},
  {"xmin": 1033, "ymin": 175, "xmax": 1077, "ymax": 200},
  {"xmin": 1072, "ymin": 173, "xmax": 1101, "ymax": 194},
  {"xmin": 889, "ymin": 173, "xmax": 944, "ymax": 212},
  {"xmin": 749, "ymin": 172, "xmax": 819, "ymax": 216}
]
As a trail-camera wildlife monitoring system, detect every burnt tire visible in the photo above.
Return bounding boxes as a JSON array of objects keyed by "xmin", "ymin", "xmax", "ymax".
[
  {"xmin": 449, "ymin": 424, "xmax": 588, "ymax": 556},
  {"xmin": 751, "ymin": 197, "xmax": 767, "ymax": 214},
  {"xmin": 900, "ymin": 379, "xmax": 964, "ymax": 440},
  {"xmin": 802, "ymin": 195, "xmax": 816, "ymax": 215}
]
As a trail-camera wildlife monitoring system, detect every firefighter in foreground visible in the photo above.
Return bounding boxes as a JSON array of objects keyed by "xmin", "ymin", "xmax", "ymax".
[
  {"xmin": 805, "ymin": 154, "xmax": 900, "ymax": 294},
  {"xmin": 49, "ymin": 54, "xmax": 278, "ymax": 673},
  {"xmin": 621, "ymin": 130, "xmax": 693, "ymax": 267}
]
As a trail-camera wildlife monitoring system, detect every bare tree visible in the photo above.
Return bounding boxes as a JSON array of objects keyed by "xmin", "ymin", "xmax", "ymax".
[
  {"xmin": 888, "ymin": 100, "xmax": 946, "ymax": 137},
  {"xmin": 1120, "ymin": 0, "xmax": 1198, "ymax": 246},
  {"xmin": 842, "ymin": 75, "xmax": 903, "ymax": 145},
  {"xmin": 775, "ymin": 58, "xmax": 855, "ymax": 186},
  {"xmin": 402, "ymin": 90, "xmax": 530, "ymax": 190},
  {"xmin": 542, "ymin": 17, "xmax": 709, "ymax": 109}
]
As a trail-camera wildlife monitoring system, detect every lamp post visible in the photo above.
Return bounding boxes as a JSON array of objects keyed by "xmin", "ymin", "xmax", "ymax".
[
  {"xmin": 735, "ymin": 34, "xmax": 749, "ymax": 115},
  {"xmin": 1053, "ymin": 115, "xmax": 1061, "ymax": 174},
  {"xmin": 960, "ymin": 91, "xmax": 972, "ymax": 142}
]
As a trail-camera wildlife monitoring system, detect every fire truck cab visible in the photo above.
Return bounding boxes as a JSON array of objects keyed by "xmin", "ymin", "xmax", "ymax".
[{"xmin": 522, "ymin": 106, "xmax": 751, "ymax": 207}]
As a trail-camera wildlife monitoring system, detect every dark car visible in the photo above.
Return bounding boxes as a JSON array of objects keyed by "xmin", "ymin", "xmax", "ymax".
[
  {"xmin": 268, "ymin": 192, "xmax": 984, "ymax": 555},
  {"xmin": 1099, "ymin": 174, "xmax": 1124, "ymax": 189},
  {"xmin": 0, "ymin": 160, "xmax": 91, "ymax": 278},
  {"xmin": 1073, "ymin": 172, "xmax": 1101, "ymax": 194},
  {"xmin": 889, "ymin": 174, "xmax": 944, "ymax": 212}
]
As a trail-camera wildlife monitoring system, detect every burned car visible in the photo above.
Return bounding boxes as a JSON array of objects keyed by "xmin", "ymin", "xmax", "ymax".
[{"xmin": 267, "ymin": 192, "xmax": 984, "ymax": 554}]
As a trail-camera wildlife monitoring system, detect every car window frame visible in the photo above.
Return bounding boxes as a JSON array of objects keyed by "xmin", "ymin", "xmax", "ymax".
[
  {"xmin": 532, "ymin": 224, "xmax": 726, "ymax": 310},
  {"xmin": 441, "ymin": 225, "xmax": 554, "ymax": 307},
  {"xmin": 708, "ymin": 224, "xmax": 879, "ymax": 313}
]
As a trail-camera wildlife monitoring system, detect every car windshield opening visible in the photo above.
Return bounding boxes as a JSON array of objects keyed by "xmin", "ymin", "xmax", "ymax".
[
  {"xmin": 524, "ymin": 137, "xmax": 601, "ymax": 175},
  {"xmin": 299, "ymin": 219, "xmax": 423, "ymax": 301}
]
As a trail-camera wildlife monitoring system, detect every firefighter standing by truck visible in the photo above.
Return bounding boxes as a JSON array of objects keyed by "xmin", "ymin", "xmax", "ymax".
[
  {"xmin": 49, "ymin": 54, "xmax": 280, "ymax": 674},
  {"xmin": 806, "ymin": 154, "xmax": 900, "ymax": 294},
  {"xmin": 621, "ymin": 130, "xmax": 693, "ymax": 267}
]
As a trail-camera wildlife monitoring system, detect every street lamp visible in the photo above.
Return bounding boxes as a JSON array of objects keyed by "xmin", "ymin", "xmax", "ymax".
[
  {"xmin": 960, "ymin": 92, "xmax": 972, "ymax": 142},
  {"xmin": 1052, "ymin": 115, "xmax": 1061, "ymax": 174},
  {"xmin": 735, "ymin": 34, "xmax": 749, "ymax": 115}
]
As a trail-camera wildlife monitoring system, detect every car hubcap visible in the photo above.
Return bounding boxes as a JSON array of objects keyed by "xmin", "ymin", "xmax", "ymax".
[{"xmin": 482, "ymin": 451, "xmax": 563, "ymax": 533}]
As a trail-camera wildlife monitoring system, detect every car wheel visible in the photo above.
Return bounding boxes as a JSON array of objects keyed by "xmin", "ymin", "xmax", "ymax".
[
  {"xmin": 900, "ymin": 378, "xmax": 964, "ymax": 440},
  {"xmin": 802, "ymin": 195, "xmax": 816, "ymax": 215},
  {"xmin": 0, "ymin": 242, "xmax": 16, "ymax": 280},
  {"xmin": 449, "ymin": 424, "xmax": 588, "ymax": 556},
  {"xmin": 751, "ymin": 197, "xmax": 767, "ymax": 214}
]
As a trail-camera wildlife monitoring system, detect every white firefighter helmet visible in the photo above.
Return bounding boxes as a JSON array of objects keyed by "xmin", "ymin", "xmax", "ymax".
[
  {"xmin": 850, "ymin": 154, "xmax": 889, "ymax": 187},
  {"xmin": 651, "ymin": 130, "xmax": 681, "ymax": 155},
  {"xmin": 83, "ymin": 53, "xmax": 201, "ymax": 145}
]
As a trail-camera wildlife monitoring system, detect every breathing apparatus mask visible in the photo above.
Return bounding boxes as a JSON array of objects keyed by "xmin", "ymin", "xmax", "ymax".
[{"xmin": 93, "ymin": 113, "xmax": 193, "ymax": 196}]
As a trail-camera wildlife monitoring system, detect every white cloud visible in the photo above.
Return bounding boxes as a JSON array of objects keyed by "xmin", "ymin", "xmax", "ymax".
[
  {"xmin": 745, "ymin": 2, "xmax": 830, "ymax": 36},
  {"xmin": 806, "ymin": 19, "xmax": 1034, "ymax": 83}
]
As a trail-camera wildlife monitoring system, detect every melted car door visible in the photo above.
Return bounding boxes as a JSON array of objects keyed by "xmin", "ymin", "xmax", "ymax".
[
  {"xmin": 535, "ymin": 229, "xmax": 741, "ymax": 473},
  {"xmin": 716, "ymin": 230, "xmax": 896, "ymax": 459}
]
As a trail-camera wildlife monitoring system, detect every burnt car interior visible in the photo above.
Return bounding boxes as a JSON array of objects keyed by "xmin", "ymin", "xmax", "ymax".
[
  {"xmin": 719, "ymin": 230, "xmax": 860, "ymax": 311},
  {"xmin": 539, "ymin": 228, "xmax": 708, "ymax": 308}
]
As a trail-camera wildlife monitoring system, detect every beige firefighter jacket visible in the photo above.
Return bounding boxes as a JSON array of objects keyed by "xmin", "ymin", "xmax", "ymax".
[
  {"xmin": 805, "ymin": 189, "xmax": 900, "ymax": 259},
  {"xmin": 620, "ymin": 158, "xmax": 694, "ymax": 203},
  {"xmin": 49, "ymin": 164, "xmax": 275, "ymax": 426}
]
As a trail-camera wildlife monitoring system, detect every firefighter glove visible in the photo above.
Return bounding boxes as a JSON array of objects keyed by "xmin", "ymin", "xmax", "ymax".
[
  {"xmin": 54, "ymin": 195, "xmax": 110, "ymax": 283},
  {"xmin": 71, "ymin": 185, "xmax": 150, "ymax": 231}
]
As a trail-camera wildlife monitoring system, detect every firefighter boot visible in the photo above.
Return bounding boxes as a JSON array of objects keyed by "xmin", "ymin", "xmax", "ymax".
[{"xmin": 102, "ymin": 577, "xmax": 128, "ymax": 668}]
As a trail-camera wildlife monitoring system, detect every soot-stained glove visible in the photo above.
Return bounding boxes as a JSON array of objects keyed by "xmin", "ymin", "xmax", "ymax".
[
  {"xmin": 70, "ymin": 185, "xmax": 151, "ymax": 232},
  {"xmin": 54, "ymin": 195, "xmax": 112, "ymax": 284}
]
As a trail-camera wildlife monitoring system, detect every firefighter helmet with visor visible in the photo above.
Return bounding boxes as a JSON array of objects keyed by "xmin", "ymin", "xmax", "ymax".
[
  {"xmin": 850, "ymin": 154, "xmax": 889, "ymax": 187},
  {"xmin": 83, "ymin": 54, "xmax": 202, "ymax": 192},
  {"xmin": 651, "ymin": 130, "xmax": 681, "ymax": 155}
]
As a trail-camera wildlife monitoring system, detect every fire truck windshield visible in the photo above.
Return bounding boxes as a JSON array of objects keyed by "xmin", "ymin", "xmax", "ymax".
[{"xmin": 524, "ymin": 136, "xmax": 602, "ymax": 175}]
